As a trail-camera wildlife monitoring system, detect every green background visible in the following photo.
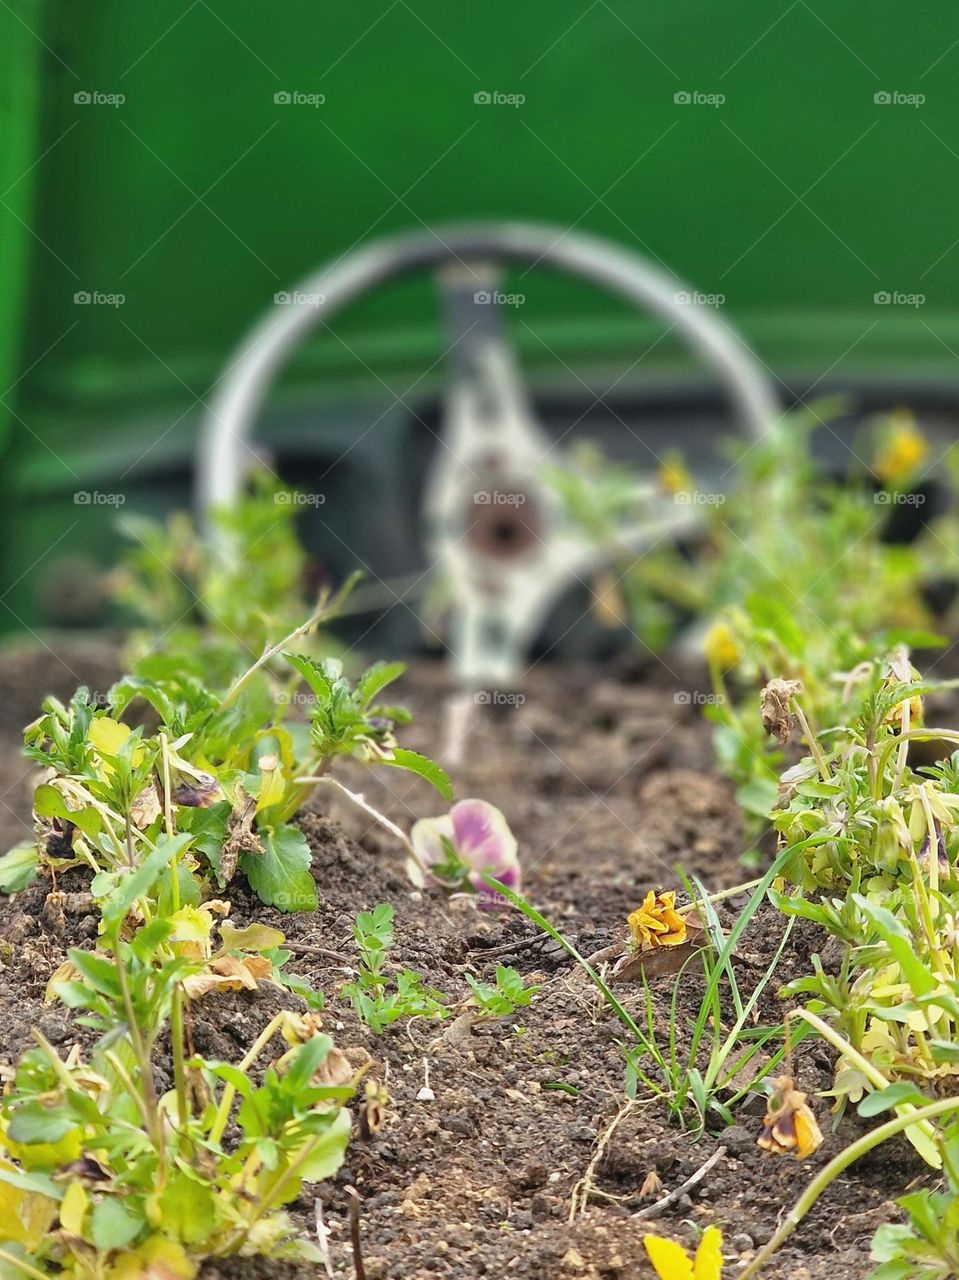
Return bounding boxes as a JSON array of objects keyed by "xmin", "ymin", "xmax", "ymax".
[{"xmin": 2, "ymin": 0, "xmax": 958, "ymax": 630}]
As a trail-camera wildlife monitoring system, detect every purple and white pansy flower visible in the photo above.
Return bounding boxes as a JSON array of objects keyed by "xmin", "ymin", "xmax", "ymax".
[{"xmin": 410, "ymin": 798, "xmax": 520, "ymax": 906}]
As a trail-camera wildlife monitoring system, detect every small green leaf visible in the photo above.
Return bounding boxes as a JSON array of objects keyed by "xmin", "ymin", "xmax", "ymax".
[
  {"xmin": 858, "ymin": 1084, "xmax": 925, "ymax": 1117},
  {"xmin": 90, "ymin": 1195, "xmax": 145, "ymax": 1250},
  {"xmin": 380, "ymin": 749, "xmax": 452, "ymax": 799},
  {"xmin": 283, "ymin": 652, "xmax": 337, "ymax": 706},
  {"xmin": 0, "ymin": 843, "xmax": 39, "ymax": 893},
  {"xmin": 297, "ymin": 1107, "xmax": 352, "ymax": 1182},
  {"xmin": 8, "ymin": 1103, "xmax": 78, "ymax": 1146},
  {"xmin": 356, "ymin": 661, "xmax": 406, "ymax": 708},
  {"xmin": 240, "ymin": 823, "xmax": 317, "ymax": 912},
  {"xmin": 158, "ymin": 1174, "xmax": 218, "ymax": 1244}
]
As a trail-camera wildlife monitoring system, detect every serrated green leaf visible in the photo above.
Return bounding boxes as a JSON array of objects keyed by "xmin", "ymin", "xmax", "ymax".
[
  {"xmin": 283, "ymin": 652, "xmax": 336, "ymax": 706},
  {"xmin": 356, "ymin": 661, "xmax": 406, "ymax": 708},
  {"xmin": 240, "ymin": 823, "xmax": 317, "ymax": 912}
]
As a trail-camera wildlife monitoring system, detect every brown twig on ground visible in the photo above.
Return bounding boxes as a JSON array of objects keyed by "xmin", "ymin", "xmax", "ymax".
[
  {"xmin": 631, "ymin": 1145, "xmax": 727, "ymax": 1222},
  {"xmin": 467, "ymin": 935, "xmax": 542, "ymax": 958},
  {"xmin": 568, "ymin": 1098, "xmax": 636, "ymax": 1222},
  {"xmin": 284, "ymin": 942, "xmax": 353, "ymax": 963},
  {"xmin": 345, "ymin": 1185, "xmax": 366, "ymax": 1280}
]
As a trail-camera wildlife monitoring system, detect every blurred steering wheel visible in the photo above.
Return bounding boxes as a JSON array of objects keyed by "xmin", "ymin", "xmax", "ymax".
[{"xmin": 197, "ymin": 223, "xmax": 779, "ymax": 685}]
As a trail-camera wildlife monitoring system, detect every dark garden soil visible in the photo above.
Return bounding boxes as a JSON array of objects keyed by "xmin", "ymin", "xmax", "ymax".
[{"xmin": 0, "ymin": 637, "xmax": 930, "ymax": 1280}]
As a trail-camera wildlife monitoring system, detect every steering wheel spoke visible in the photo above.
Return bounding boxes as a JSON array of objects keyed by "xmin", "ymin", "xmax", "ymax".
[{"xmin": 199, "ymin": 223, "xmax": 778, "ymax": 687}]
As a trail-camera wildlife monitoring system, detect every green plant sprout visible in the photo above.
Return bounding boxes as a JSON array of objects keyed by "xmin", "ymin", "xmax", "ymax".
[
  {"xmin": 465, "ymin": 965, "xmax": 540, "ymax": 1019},
  {"xmin": 340, "ymin": 904, "xmax": 448, "ymax": 1034}
]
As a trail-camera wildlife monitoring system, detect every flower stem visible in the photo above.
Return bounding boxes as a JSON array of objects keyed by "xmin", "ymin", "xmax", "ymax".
[
  {"xmin": 789, "ymin": 1008, "xmax": 939, "ymax": 1160},
  {"xmin": 209, "ymin": 1011, "xmax": 288, "ymax": 1146},
  {"xmin": 297, "ymin": 774, "xmax": 429, "ymax": 877}
]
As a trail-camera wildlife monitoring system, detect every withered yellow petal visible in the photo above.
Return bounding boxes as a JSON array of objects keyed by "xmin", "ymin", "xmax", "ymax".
[{"xmin": 644, "ymin": 1234, "xmax": 695, "ymax": 1280}]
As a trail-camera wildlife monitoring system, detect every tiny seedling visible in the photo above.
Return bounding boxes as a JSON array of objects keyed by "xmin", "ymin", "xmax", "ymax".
[
  {"xmin": 465, "ymin": 965, "xmax": 540, "ymax": 1019},
  {"xmin": 341, "ymin": 904, "xmax": 448, "ymax": 1034}
]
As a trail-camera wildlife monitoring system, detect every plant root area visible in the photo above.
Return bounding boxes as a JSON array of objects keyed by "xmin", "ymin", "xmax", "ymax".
[{"xmin": 0, "ymin": 645, "xmax": 922, "ymax": 1279}]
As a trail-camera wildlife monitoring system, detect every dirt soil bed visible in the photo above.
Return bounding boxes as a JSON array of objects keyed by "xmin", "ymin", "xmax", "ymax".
[{"xmin": 0, "ymin": 640, "xmax": 925, "ymax": 1280}]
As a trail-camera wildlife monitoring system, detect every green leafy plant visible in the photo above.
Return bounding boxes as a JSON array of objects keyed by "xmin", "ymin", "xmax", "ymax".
[
  {"xmin": 547, "ymin": 407, "xmax": 945, "ymax": 827},
  {"xmin": 465, "ymin": 965, "xmax": 540, "ymax": 1019},
  {"xmin": 0, "ymin": 596, "xmax": 451, "ymax": 915},
  {"xmin": 869, "ymin": 1115, "xmax": 959, "ymax": 1278},
  {"xmin": 0, "ymin": 829, "xmax": 355, "ymax": 1278},
  {"xmin": 341, "ymin": 904, "xmax": 448, "ymax": 1034},
  {"xmin": 113, "ymin": 472, "xmax": 319, "ymax": 688}
]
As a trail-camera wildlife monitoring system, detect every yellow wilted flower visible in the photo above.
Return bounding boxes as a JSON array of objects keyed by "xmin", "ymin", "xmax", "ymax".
[
  {"xmin": 757, "ymin": 1074, "xmax": 823, "ymax": 1159},
  {"xmin": 703, "ymin": 620, "xmax": 739, "ymax": 671},
  {"xmin": 657, "ymin": 451, "xmax": 694, "ymax": 498},
  {"xmin": 873, "ymin": 410, "xmax": 928, "ymax": 485},
  {"xmin": 644, "ymin": 1224, "xmax": 723, "ymax": 1279},
  {"xmin": 628, "ymin": 890, "xmax": 687, "ymax": 951}
]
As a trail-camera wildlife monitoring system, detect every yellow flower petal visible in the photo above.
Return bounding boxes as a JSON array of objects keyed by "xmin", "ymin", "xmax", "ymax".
[
  {"xmin": 694, "ymin": 1226, "xmax": 723, "ymax": 1280},
  {"xmin": 60, "ymin": 1179, "xmax": 89, "ymax": 1236},
  {"xmin": 644, "ymin": 1234, "xmax": 695, "ymax": 1280}
]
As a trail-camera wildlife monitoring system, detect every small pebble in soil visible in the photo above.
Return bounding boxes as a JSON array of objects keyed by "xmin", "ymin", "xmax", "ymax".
[
  {"xmin": 530, "ymin": 1192, "xmax": 553, "ymax": 1218},
  {"xmin": 721, "ymin": 1123, "xmax": 755, "ymax": 1153},
  {"xmin": 730, "ymin": 1233, "xmax": 755, "ymax": 1253},
  {"xmin": 37, "ymin": 1011, "xmax": 72, "ymax": 1043},
  {"xmin": 443, "ymin": 1110, "xmax": 474, "ymax": 1136}
]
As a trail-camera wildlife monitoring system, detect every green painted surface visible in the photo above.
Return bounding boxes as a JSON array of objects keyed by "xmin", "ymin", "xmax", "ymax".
[{"xmin": 2, "ymin": 1, "xmax": 959, "ymax": 627}]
